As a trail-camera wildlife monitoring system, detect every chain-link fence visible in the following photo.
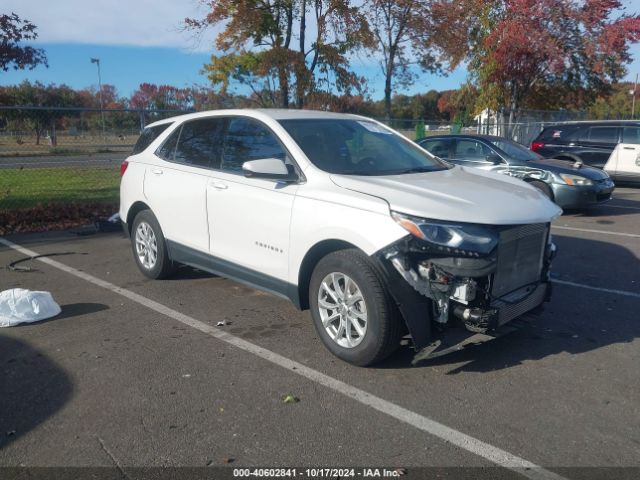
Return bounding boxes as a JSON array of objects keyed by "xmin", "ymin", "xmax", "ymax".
[
  {"xmin": 0, "ymin": 106, "xmax": 191, "ymax": 234},
  {"xmin": 0, "ymin": 105, "xmax": 626, "ymax": 234}
]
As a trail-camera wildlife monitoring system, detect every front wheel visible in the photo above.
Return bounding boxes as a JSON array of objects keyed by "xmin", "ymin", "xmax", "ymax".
[{"xmin": 309, "ymin": 249, "xmax": 402, "ymax": 366}]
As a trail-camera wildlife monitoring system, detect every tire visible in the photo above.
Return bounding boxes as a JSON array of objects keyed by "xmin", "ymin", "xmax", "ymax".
[
  {"xmin": 130, "ymin": 210, "xmax": 176, "ymax": 279},
  {"xmin": 309, "ymin": 249, "xmax": 402, "ymax": 366},
  {"xmin": 529, "ymin": 180, "xmax": 554, "ymax": 200}
]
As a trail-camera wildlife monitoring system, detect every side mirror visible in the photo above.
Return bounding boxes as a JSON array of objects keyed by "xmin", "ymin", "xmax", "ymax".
[
  {"xmin": 242, "ymin": 158, "xmax": 298, "ymax": 182},
  {"xmin": 486, "ymin": 153, "xmax": 503, "ymax": 164}
]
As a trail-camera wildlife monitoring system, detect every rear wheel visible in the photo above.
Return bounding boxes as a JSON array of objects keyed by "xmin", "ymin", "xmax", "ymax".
[
  {"xmin": 529, "ymin": 180, "xmax": 554, "ymax": 201},
  {"xmin": 131, "ymin": 210, "xmax": 176, "ymax": 279},
  {"xmin": 309, "ymin": 249, "xmax": 402, "ymax": 366}
]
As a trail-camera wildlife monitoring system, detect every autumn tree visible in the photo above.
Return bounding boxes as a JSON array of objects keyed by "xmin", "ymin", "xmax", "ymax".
[
  {"xmin": 2, "ymin": 81, "xmax": 79, "ymax": 144},
  {"xmin": 186, "ymin": 0, "xmax": 372, "ymax": 108},
  {"xmin": 363, "ymin": 0, "xmax": 467, "ymax": 120},
  {"xmin": 0, "ymin": 12, "xmax": 47, "ymax": 73},
  {"xmin": 462, "ymin": 0, "xmax": 640, "ymax": 128}
]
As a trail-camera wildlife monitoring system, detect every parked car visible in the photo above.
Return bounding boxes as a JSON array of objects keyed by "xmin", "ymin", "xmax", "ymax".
[
  {"xmin": 120, "ymin": 110, "xmax": 560, "ymax": 366},
  {"xmin": 530, "ymin": 121, "xmax": 640, "ymax": 185},
  {"xmin": 417, "ymin": 134, "xmax": 615, "ymax": 209}
]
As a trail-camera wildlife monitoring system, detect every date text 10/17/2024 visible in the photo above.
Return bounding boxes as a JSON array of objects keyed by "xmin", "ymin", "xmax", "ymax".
[{"xmin": 232, "ymin": 468, "xmax": 407, "ymax": 478}]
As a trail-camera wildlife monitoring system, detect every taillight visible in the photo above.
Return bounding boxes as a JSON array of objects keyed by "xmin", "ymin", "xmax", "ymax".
[
  {"xmin": 531, "ymin": 141, "xmax": 545, "ymax": 152},
  {"xmin": 120, "ymin": 160, "xmax": 129, "ymax": 176}
]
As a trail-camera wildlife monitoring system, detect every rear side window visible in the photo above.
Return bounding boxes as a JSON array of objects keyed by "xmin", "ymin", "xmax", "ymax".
[
  {"xmin": 622, "ymin": 127, "xmax": 640, "ymax": 144},
  {"xmin": 586, "ymin": 127, "xmax": 619, "ymax": 143},
  {"xmin": 420, "ymin": 139, "xmax": 451, "ymax": 158},
  {"xmin": 174, "ymin": 118, "xmax": 226, "ymax": 168},
  {"xmin": 132, "ymin": 123, "xmax": 172, "ymax": 154},
  {"xmin": 156, "ymin": 126, "xmax": 181, "ymax": 161},
  {"xmin": 538, "ymin": 126, "xmax": 580, "ymax": 142},
  {"xmin": 222, "ymin": 118, "xmax": 286, "ymax": 173}
]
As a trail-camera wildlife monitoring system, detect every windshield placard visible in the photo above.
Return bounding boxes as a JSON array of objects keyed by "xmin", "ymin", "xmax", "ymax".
[{"xmin": 357, "ymin": 121, "xmax": 392, "ymax": 134}]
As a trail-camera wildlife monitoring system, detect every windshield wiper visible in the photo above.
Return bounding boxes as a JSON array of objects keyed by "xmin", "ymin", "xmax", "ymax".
[{"xmin": 392, "ymin": 167, "xmax": 439, "ymax": 174}]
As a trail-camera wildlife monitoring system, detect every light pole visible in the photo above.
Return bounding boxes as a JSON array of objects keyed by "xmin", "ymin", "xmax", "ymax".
[{"xmin": 91, "ymin": 57, "xmax": 107, "ymax": 145}]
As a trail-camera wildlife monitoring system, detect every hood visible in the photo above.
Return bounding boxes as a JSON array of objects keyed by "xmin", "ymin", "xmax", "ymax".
[
  {"xmin": 330, "ymin": 166, "xmax": 562, "ymax": 225},
  {"xmin": 526, "ymin": 158, "xmax": 609, "ymax": 180}
]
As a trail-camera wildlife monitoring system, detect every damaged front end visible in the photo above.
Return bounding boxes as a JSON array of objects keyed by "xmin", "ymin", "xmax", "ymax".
[{"xmin": 376, "ymin": 213, "xmax": 557, "ymax": 363}]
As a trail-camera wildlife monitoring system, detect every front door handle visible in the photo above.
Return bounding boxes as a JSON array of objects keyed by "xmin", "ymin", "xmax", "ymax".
[
  {"xmin": 623, "ymin": 146, "xmax": 636, "ymax": 150},
  {"xmin": 211, "ymin": 182, "xmax": 228, "ymax": 190},
  {"xmin": 151, "ymin": 168, "xmax": 163, "ymax": 175}
]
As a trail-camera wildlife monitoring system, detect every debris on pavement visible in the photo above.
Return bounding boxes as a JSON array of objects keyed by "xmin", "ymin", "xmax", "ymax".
[
  {"xmin": 216, "ymin": 320, "xmax": 231, "ymax": 326},
  {"xmin": 7, "ymin": 252, "xmax": 76, "ymax": 272},
  {"xmin": 0, "ymin": 288, "xmax": 61, "ymax": 327},
  {"xmin": 283, "ymin": 394, "xmax": 300, "ymax": 404},
  {"xmin": 95, "ymin": 213, "xmax": 122, "ymax": 233}
]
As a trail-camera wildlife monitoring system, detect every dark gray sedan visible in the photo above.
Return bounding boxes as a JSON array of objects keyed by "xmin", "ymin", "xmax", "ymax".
[{"xmin": 417, "ymin": 134, "xmax": 615, "ymax": 209}]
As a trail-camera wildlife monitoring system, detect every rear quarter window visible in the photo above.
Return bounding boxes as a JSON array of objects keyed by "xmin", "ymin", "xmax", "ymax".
[
  {"xmin": 132, "ymin": 123, "xmax": 172, "ymax": 154},
  {"xmin": 539, "ymin": 126, "xmax": 580, "ymax": 142}
]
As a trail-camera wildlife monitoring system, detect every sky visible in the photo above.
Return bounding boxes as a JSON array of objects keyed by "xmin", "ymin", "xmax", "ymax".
[{"xmin": 0, "ymin": 0, "xmax": 637, "ymax": 100}]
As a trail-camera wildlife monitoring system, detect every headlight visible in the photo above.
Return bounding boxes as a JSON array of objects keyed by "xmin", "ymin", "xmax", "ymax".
[
  {"xmin": 391, "ymin": 212, "xmax": 498, "ymax": 255},
  {"xmin": 558, "ymin": 173, "xmax": 592, "ymax": 186}
]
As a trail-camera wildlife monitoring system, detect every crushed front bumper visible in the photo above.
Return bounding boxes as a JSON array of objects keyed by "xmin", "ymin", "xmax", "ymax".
[{"xmin": 375, "ymin": 223, "xmax": 555, "ymax": 361}]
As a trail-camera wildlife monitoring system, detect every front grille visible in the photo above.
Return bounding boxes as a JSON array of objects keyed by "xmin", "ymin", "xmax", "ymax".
[
  {"xmin": 492, "ymin": 283, "xmax": 547, "ymax": 326},
  {"xmin": 492, "ymin": 223, "xmax": 548, "ymax": 297}
]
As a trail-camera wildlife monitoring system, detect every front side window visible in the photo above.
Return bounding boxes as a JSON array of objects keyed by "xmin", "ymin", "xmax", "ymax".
[
  {"xmin": 222, "ymin": 118, "xmax": 287, "ymax": 173},
  {"xmin": 453, "ymin": 139, "xmax": 491, "ymax": 161},
  {"xmin": 587, "ymin": 127, "xmax": 619, "ymax": 143},
  {"xmin": 622, "ymin": 127, "xmax": 640, "ymax": 144},
  {"xmin": 279, "ymin": 119, "xmax": 448, "ymax": 175},
  {"xmin": 174, "ymin": 118, "xmax": 225, "ymax": 168},
  {"xmin": 132, "ymin": 123, "xmax": 172, "ymax": 154}
]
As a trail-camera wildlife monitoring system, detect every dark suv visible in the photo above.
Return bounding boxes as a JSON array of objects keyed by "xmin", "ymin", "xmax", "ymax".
[{"xmin": 531, "ymin": 121, "xmax": 640, "ymax": 169}]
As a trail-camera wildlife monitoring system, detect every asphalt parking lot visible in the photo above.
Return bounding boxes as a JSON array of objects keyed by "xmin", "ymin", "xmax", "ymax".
[{"xmin": 0, "ymin": 188, "xmax": 639, "ymax": 479}]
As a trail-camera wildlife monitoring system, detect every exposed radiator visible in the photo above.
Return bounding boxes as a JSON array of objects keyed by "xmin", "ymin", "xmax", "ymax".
[{"xmin": 492, "ymin": 223, "xmax": 548, "ymax": 298}]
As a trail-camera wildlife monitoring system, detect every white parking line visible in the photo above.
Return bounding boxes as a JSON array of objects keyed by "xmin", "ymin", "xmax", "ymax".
[
  {"xmin": 552, "ymin": 279, "xmax": 640, "ymax": 299},
  {"xmin": 552, "ymin": 225, "xmax": 640, "ymax": 239},
  {"xmin": 0, "ymin": 237, "xmax": 566, "ymax": 480}
]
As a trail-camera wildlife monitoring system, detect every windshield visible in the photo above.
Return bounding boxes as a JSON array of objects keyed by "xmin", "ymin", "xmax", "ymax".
[
  {"xmin": 489, "ymin": 139, "xmax": 542, "ymax": 162},
  {"xmin": 278, "ymin": 119, "xmax": 450, "ymax": 175}
]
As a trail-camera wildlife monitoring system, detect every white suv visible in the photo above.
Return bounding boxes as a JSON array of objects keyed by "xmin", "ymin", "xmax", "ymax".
[{"xmin": 120, "ymin": 109, "xmax": 561, "ymax": 366}]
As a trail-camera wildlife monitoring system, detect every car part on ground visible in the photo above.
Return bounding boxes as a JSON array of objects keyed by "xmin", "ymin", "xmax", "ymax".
[{"xmin": 0, "ymin": 289, "xmax": 61, "ymax": 327}]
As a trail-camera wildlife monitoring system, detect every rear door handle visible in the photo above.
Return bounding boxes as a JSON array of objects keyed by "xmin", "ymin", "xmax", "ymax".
[
  {"xmin": 210, "ymin": 182, "xmax": 228, "ymax": 190},
  {"xmin": 151, "ymin": 168, "xmax": 163, "ymax": 175},
  {"xmin": 623, "ymin": 147, "xmax": 637, "ymax": 150}
]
